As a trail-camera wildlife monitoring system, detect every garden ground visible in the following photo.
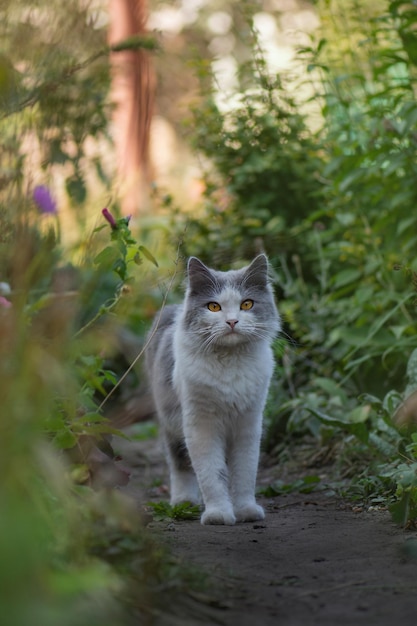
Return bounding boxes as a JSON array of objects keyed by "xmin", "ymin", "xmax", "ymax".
[{"xmin": 115, "ymin": 430, "xmax": 417, "ymax": 626}]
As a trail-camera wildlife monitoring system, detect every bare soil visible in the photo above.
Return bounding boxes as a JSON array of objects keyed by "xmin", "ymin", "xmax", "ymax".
[{"xmin": 116, "ymin": 431, "xmax": 417, "ymax": 626}]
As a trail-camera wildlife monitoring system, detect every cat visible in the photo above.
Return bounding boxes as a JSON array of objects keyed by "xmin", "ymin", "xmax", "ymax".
[{"xmin": 145, "ymin": 254, "xmax": 281, "ymax": 525}]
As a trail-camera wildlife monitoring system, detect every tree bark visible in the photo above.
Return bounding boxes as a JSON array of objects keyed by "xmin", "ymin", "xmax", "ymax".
[{"xmin": 108, "ymin": 0, "xmax": 155, "ymax": 216}]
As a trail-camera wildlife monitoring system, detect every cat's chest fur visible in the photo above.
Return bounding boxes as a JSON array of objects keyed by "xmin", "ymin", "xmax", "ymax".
[{"xmin": 173, "ymin": 334, "xmax": 273, "ymax": 410}]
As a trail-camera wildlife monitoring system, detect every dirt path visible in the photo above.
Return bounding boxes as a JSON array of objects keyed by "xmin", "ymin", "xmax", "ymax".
[{"xmin": 116, "ymin": 432, "xmax": 417, "ymax": 626}]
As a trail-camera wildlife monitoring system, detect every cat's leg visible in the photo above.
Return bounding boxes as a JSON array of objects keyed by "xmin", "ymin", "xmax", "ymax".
[
  {"xmin": 164, "ymin": 433, "xmax": 201, "ymax": 505},
  {"xmin": 229, "ymin": 416, "xmax": 265, "ymax": 522},
  {"xmin": 184, "ymin": 423, "xmax": 236, "ymax": 525}
]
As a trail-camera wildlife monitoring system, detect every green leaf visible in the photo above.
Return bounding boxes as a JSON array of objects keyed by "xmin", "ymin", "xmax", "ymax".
[
  {"xmin": 382, "ymin": 390, "xmax": 402, "ymax": 415},
  {"xmin": 258, "ymin": 475, "xmax": 321, "ymax": 497},
  {"xmin": 390, "ymin": 489, "xmax": 417, "ymax": 525},
  {"xmin": 347, "ymin": 294, "xmax": 414, "ymax": 359},
  {"xmin": 347, "ymin": 405, "xmax": 371, "ymax": 424},
  {"xmin": 65, "ymin": 174, "xmax": 87, "ymax": 204},
  {"xmin": 400, "ymin": 31, "xmax": 417, "ymax": 66},
  {"xmin": 73, "ymin": 423, "xmax": 127, "ymax": 438},
  {"xmin": 54, "ymin": 429, "xmax": 77, "ymax": 450},
  {"xmin": 129, "ymin": 422, "xmax": 159, "ymax": 441},
  {"xmin": 113, "ymin": 258, "xmax": 127, "ymax": 280},
  {"xmin": 314, "ymin": 377, "xmax": 348, "ymax": 402},
  {"xmin": 389, "ymin": 325, "xmax": 408, "ymax": 340},
  {"xmin": 331, "ymin": 268, "xmax": 362, "ymax": 289},
  {"xmin": 306, "ymin": 407, "xmax": 369, "ymax": 443},
  {"xmin": 397, "ymin": 216, "xmax": 417, "ymax": 236},
  {"xmin": 138, "ymin": 245, "xmax": 159, "ymax": 267},
  {"xmin": 74, "ymin": 412, "xmax": 106, "ymax": 424},
  {"xmin": 146, "ymin": 501, "xmax": 201, "ymax": 521},
  {"xmin": 94, "ymin": 246, "xmax": 119, "ymax": 268},
  {"xmin": 93, "ymin": 224, "xmax": 107, "ymax": 234}
]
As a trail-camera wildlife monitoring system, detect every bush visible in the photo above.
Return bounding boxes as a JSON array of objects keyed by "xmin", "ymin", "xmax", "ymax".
[
  {"xmin": 174, "ymin": 38, "xmax": 323, "ymax": 268},
  {"xmin": 0, "ymin": 4, "xmax": 167, "ymax": 620},
  {"xmin": 174, "ymin": 1, "xmax": 417, "ymax": 521}
]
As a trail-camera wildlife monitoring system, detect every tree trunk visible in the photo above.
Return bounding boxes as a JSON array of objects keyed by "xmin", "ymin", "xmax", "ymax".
[{"xmin": 108, "ymin": 0, "xmax": 155, "ymax": 216}]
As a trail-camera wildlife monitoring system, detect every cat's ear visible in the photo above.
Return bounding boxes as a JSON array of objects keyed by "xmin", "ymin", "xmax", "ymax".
[
  {"xmin": 187, "ymin": 257, "xmax": 214, "ymax": 294},
  {"xmin": 244, "ymin": 254, "xmax": 269, "ymax": 288}
]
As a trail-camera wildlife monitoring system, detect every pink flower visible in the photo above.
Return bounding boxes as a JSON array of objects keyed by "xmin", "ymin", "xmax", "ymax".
[
  {"xmin": 33, "ymin": 185, "xmax": 57, "ymax": 214},
  {"xmin": 0, "ymin": 296, "xmax": 12, "ymax": 308},
  {"xmin": 102, "ymin": 208, "xmax": 117, "ymax": 230}
]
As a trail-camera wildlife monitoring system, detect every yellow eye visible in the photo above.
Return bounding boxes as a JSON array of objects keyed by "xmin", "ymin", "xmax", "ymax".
[
  {"xmin": 240, "ymin": 299, "xmax": 254, "ymax": 311},
  {"xmin": 207, "ymin": 302, "xmax": 221, "ymax": 312}
]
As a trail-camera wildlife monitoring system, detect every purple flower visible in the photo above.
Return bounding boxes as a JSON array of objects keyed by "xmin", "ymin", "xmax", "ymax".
[
  {"xmin": 33, "ymin": 185, "xmax": 57, "ymax": 214},
  {"xmin": 102, "ymin": 208, "xmax": 117, "ymax": 230}
]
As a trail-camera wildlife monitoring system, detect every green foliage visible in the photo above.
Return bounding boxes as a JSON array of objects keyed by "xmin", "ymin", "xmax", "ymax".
[
  {"xmin": 94, "ymin": 217, "xmax": 158, "ymax": 283},
  {"xmin": 0, "ymin": 0, "xmax": 112, "ymax": 214},
  {"xmin": 388, "ymin": 455, "xmax": 417, "ymax": 526},
  {"xmin": 0, "ymin": 197, "xmax": 161, "ymax": 623},
  {"xmin": 0, "ymin": 3, "xmax": 192, "ymax": 623},
  {"xmin": 76, "ymin": 212, "xmax": 158, "ymax": 337},
  {"xmin": 178, "ymin": 1, "xmax": 417, "ymax": 524},
  {"xmin": 258, "ymin": 475, "xmax": 321, "ymax": 498},
  {"xmin": 175, "ymin": 32, "xmax": 322, "ymax": 266},
  {"xmin": 0, "ymin": 1, "xmax": 157, "ymax": 218},
  {"xmin": 147, "ymin": 501, "xmax": 202, "ymax": 522},
  {"xmin": 128, "ymin": 421, "xmax": 159, "ymax": 441}
]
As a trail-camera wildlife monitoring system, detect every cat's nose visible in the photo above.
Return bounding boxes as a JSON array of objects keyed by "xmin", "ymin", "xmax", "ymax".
[{"xmin": 226, "ymin": 319, "xmax": 239, "ymax": 329}]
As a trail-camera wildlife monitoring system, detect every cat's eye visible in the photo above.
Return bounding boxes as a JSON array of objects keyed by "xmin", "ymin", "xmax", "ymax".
[
  {"xmin": 207, "ymin": 302, "xmax": 221, "ymax": 312},
  {"xmin": 240, "ymin": 299, "xmax": 254, "ymax": 311}
]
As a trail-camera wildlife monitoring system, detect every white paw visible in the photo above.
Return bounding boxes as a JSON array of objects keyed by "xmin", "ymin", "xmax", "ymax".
[
  {"xmin": 201, "ymin": 507, "xmax": 236, "ymax": 526},
  {"xmin": 234, "ymin": 503, "xmax": 265, "ymax": 523}
]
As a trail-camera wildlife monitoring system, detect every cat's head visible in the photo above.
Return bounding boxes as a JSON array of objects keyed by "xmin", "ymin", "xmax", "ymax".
[{"xmin": 181, "ymin": 255, "xmax": 281, "ymax": 349}]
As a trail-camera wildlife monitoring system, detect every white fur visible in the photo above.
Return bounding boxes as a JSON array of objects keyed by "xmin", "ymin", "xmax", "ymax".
[
  {"xmin": 147, "ymin": 255, "xmax": 280, "ymax": 525},
  {"xmin": 172, "ymin": 285, "xmax": 277, "ymax": 525}
]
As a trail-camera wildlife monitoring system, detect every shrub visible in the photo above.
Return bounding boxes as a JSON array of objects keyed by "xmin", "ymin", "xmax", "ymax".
[{"xmin": 174, "ymin": 1, "xmax": 417, "ymax": 521}]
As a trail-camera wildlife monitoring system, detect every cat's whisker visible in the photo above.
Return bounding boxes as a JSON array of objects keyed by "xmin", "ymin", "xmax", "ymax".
[{"xmin": 277, "ymin": 328, "xmax": 297, "ymax": 346}]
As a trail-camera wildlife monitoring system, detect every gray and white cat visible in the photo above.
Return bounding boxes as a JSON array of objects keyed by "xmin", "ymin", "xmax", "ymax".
[{"xmin": 146, "ymin": 255, "xmax": 281, "ymax": 525}]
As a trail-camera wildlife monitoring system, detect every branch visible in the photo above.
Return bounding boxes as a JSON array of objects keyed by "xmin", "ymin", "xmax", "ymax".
[{"xmin": 0, "ymin": 34, "xmax": 159, "ymax": 120}]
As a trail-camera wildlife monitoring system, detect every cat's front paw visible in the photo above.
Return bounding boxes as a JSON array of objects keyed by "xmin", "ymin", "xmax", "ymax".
[
  {"xmin": 201, "ymin": 507, "xmax": 236, "ymax": 526},
  {"xmin": 234, "ymin": 503, "xmax": 265, "ymax": 523}
]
